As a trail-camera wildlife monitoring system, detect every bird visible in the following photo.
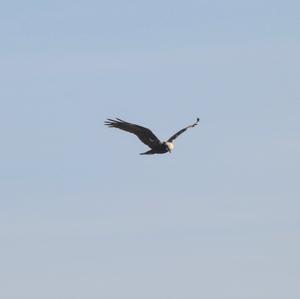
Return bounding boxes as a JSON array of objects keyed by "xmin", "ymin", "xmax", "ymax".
[{"xmin": 105, "ymin": 117, "xmax": 200, "ymax": 155}]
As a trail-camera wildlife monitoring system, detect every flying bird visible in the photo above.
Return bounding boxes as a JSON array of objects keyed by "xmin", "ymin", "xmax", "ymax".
[{"xmin": 105, "ymin": 117, "xmax": 200, "ymax": 155}]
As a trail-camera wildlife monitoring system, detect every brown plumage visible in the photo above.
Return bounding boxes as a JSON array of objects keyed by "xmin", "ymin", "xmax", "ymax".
[{"xmin": 105, "ymin": 117, "xmax": 200, "ymax": 155}]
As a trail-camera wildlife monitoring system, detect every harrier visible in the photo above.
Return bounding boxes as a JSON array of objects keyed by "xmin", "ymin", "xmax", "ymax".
[{"xmin": 105, "ymin": 117, "xmax": 200, "ymax": 155}]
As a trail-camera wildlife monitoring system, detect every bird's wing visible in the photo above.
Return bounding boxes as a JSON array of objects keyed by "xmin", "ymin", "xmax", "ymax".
[
  {"xmin": 105, "ymin": 118, "xmax": 161, "ymax": 148},
  {"xmin": 167, "ymin": 118, "xmax": 200, "ymax": 142}
]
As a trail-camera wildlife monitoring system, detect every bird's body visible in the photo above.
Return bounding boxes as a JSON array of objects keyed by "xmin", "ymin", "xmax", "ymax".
[
  {"xmin": 140, "ymin": 141, "xmax": 173, "ymax": 155},
  {"xmin": 105, "ymin": 117, "xmax": 199, "ymax": 155}
]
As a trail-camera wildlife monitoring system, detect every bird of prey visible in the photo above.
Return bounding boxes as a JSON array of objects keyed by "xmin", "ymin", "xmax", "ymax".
[{"xmin": 105, "ymin": 117, "xmax": 200, "ymax": 155}]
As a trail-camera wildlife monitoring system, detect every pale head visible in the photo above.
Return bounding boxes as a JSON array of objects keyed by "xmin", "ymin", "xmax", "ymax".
[{"xmin": 165, "ymin": 142, "xmax": 174, "ymax": 153}]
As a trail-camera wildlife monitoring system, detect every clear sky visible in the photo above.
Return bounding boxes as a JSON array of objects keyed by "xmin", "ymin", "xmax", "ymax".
[{"xmin": 1, "ymin": 0, "xmax": 300, "ymax": 298}]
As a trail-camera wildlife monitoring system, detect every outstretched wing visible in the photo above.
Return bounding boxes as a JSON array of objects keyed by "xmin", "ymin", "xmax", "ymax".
[
  {"xmin": 167, "ymin": 118, "xmax": 200, "ymax": 142},
  {"xmin": 105, "ymin": 118, "xmax": 161, "ymax": 148}
]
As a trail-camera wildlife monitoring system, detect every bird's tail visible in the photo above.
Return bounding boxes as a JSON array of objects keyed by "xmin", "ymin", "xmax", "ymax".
[{"xmin": 140, "ymin": 149, "xmax": 155, "ymax": 155}]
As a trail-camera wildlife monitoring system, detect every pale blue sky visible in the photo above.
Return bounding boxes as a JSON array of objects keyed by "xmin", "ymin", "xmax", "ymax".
[{"xmin": 1, "ymin": 1, "xmax": 300, "ymax": 298}]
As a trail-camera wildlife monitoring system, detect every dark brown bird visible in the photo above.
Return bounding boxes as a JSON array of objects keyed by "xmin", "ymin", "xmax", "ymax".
[{"xmin": 105, "ymin": 117, "xmax": 200, "ymax": 155}]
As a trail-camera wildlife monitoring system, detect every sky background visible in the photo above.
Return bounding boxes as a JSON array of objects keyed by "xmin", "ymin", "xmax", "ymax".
[{"xmin": 1, "ymin": 0, "xmax": 300, "ymax": 298}]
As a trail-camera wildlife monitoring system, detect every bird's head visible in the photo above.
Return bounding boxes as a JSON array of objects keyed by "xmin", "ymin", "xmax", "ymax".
[{"xmin": 165, "ymin": 142, "xmax": 174, "ymax": 153}]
